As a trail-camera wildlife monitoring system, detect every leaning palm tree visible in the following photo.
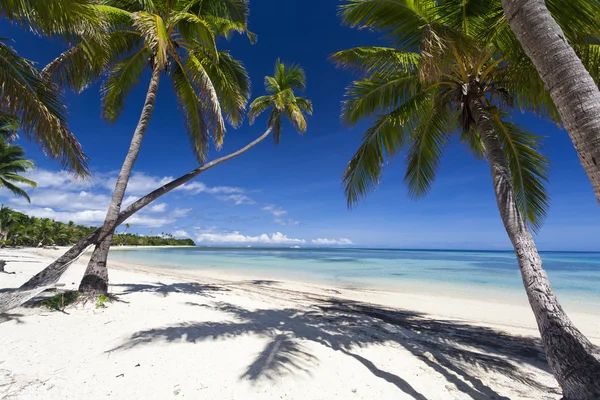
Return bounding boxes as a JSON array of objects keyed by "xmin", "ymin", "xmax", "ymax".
[
  {"xmin": 498, "ymin": 0, "xmax": 600, "ymax": 204},
  {"xmin": 1, "ymin": 60, "xmax": 312, "ymax": 312},
  {"xmin": 46, "ymin": 0, "xmax": 253, "ymax": 294},
  {"xmin": 333, "ymin": 1, "xmax": 600, "ymax": 397},
  {"xmin": 0, "ymin": 140, "xmax": 37, "ymax": 202}
]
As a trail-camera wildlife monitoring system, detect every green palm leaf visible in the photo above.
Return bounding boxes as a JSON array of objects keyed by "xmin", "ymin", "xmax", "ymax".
[
  {"xmin": 0, "ymin": 41, "xmax": 89, "ymax": 175},
  {"xmin": 171, "ymin": 60, "xmax": 209, "ymax": 161},
  {"xmin": 101, "ymin": 47, "xmax": 150, "ymax": 123},
  {"xmin": 492, "ymin": 113, "xmax": 550, "ymax": 231}
]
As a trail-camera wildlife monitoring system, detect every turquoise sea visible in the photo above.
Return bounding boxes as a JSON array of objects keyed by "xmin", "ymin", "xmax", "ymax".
[{"xmin": 109, "ymin": 247, "xmax": 600, "ymax": 306}]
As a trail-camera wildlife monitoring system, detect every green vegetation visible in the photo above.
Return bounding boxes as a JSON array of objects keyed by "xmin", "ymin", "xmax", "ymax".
[
  {"xmin": 0, "ymin": 141, "xmax": 37, "ymax": 202},
  {"xmin": 0, "ymin": 206, "xmax": 195, "ymax": 247},
  {"xmin": 40, "ymin": 291, "xmax": 80, "ymax": 311},
  {"xmin": 95, "ymin": 294, "xmax": 109, "ymax": 309}
]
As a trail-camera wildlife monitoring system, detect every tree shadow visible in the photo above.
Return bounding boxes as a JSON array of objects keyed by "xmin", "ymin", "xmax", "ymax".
[
  {"xmin": 109, "ymin": 298, "xmax": 561, "ymax": 399},
  {"xmin": 246, "ymin": 280, "xmax": 280, "ymax": 286},
  {"xmin": 0, "ymin": 312, "xmax": 24, "ymax": 324},
  {"xmin": 111, "ymin": 282, "xmax": 227, "ymax": 298}
]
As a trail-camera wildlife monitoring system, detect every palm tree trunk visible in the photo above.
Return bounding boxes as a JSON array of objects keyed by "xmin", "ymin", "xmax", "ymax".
[
  {"xmin": 471, "ymin": 97, "xmax": 600, "ymax": 399},
  {"xmin": 2, "ymin": 126, "xmax": 273, "ymax": 305},
  {"xmin": 500, "ymin": 0, "xmax": 600, "ymax": 204},
  {"xmin": 78, "ymin": 66, "xmax": 161, "ymax": 295}
]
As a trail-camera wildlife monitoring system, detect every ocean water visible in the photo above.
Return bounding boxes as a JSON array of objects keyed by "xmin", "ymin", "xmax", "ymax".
[{"xmin": 109, "ymin": 247, "xmax": 600, "ymax": 306}]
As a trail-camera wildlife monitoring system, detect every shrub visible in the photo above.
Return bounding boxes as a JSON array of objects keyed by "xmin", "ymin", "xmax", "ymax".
[{"xmin": 40, "ymin": 291, "xmax": 79, "ymax": 311}]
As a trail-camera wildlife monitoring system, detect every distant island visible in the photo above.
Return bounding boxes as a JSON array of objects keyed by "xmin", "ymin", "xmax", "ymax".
[{"xmin": 0, "ymin": 206, "xmax": 195, "ymax": 247}]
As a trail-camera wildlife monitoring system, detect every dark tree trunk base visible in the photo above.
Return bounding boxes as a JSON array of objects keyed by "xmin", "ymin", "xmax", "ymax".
[
  {"xmin": 0, "ymin": 260, "xmax": 15, "ymax": 274},
  {"xmin": 78, "ymin": 275, "xmax": 108, "ymax": 296}
]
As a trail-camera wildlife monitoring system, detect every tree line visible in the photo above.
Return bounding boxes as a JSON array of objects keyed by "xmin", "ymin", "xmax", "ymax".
[{"xmin": 0, "ymin": 206, "xmax": 194, "ymax": 247}]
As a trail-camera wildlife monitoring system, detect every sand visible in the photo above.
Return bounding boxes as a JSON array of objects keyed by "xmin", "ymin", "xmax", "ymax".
[{"xmin": 1, "ymin": 247, "xmax": 599, "ymax": 399}]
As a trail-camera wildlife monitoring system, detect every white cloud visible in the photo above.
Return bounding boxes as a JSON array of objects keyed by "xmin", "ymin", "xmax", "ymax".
[
  {"xmin": 262, "ymin": 204, "xmax": 287, "ymax": 217},
  {"xmin": 275, "ymin": 218, "xmax": 301, "ymax": 226},
  {"xmin": 311, "ymin": 238, "xmax": 353, "ymax": 246},
  {"xmin": 172, "ymin": 230, "xmax": 189, "ymax": 238},
  {"xmin": 219, "ymin": 194, "xmax": 256, "ymax": 205},
  {"xmin": 149, "ymin": 203, "xmax": 167, "ymax": 213},
  {"xmin": 171, "ymin": 208, "xmax": 192, "ymax": 218},
  {"xmin": 122, "ymin": 195, "xmax": 140, "ymax": 208},
  {"xmin": 177, "ymin": 182, "xmax": 245, "ymax": 195},
  {"xmin": 11, "ymin": 189, "xmax": 110, "ymax": 211},
  {"xmin": 196, "ymin": 231, "xmax": 306, "ymax": 245},
  {"xmin": 13, "ymin": 205, "xmax": 174, "ymax": 228},
  {"xmin": 127, "ymin": 214, "xmax": 175, "ymax": 228},
  {"xmin": 25, "ymin": 169, "xmax": 92, "ymax": 190}
]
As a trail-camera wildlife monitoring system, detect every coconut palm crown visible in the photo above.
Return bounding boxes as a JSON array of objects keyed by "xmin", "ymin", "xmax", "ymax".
[
  {"xmin": 46, "ymin": 0, "xmax": 254, "ymax": 161},
  {"xmin": 249, "ymin": 59, "xmax": 313, "ymax": 144}
]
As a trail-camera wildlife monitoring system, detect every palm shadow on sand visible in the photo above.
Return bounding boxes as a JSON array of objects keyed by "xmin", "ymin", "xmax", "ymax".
[
  {"xmin": 110, "ymin": 282, "xmax": 226, "ymax": 298},
  {"xmin": 107, "ymin": 284, "xmax": 565, "ymax": 400}
]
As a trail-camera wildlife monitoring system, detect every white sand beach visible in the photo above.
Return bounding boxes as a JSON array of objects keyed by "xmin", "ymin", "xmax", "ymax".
[{"xmin": 1, "ymin": 247, "xmax": 599, "ymax": 400}]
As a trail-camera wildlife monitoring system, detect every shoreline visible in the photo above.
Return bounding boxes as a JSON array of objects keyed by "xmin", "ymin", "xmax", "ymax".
[{"xmin": 1, "ymin": 247, "xmax": 599, "ymax": 399}]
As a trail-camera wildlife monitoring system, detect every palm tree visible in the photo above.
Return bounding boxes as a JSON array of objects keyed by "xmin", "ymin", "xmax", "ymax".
[
  {"xmin": 333, "ymin": 1, "xmax": 600, "ymax": 397},
  {"xmin": 0, "ymin": 141, "xmax": 37, "ymax": 202},
  {"xmin": 498, "ymin": 0, "xmax": 600, "ymax": 205},
  {"xmin": 46, "ymin": 0, "xmax": 253, "ymax": 294},
  {"xmin": 0, "ymin": 205, "xmax": 21, "ymax": 241},
  {"xmin": 10, "ymin": 60, "xmax": 312, "ymax": 304},
  {"xmin": 248, "ymin": 59, "xmax": 313, "ymax": 144}
]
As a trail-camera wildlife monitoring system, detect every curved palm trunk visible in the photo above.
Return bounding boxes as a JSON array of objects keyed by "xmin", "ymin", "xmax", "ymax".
[
  {"xmin": 0, "ymin": 127, "xmax": 274, "ymax": 313},
  {"xmin": 79, "ymin": 66, "xmax": 161, "ymax": 295},
  {"xmin": 500, "ymin": 0, "xmax": 600, "ymax": 204},
  {"xmin": 471, "ymin": 98, "xmax": 600, "ymax": 399}
]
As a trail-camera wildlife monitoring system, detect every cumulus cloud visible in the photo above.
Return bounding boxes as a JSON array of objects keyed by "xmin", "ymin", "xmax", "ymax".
[
  {"xmin": 171, "ymin": 230, "xmax": 189, "ymax": 238},
  {"xmin": 311, "ymin": 238, "xmax": 353, "ymax": 246},
  {"xmin": 262, "ymin": 204, "xmax": 287, "ymax": 217},
  {"xmin": 196, "ymin": 231, "xmax": 306, "ymax": 245},
  {"xmin": 171, "ymin": 208, "xmax": 192, "ymax": 218},
  {"xmin": 11, "ymin": 189, "xmax": 111, "ymax": 211},
  {"xmin": 149, "ymin": 203, "xmax": 167, "ymax": 213}
]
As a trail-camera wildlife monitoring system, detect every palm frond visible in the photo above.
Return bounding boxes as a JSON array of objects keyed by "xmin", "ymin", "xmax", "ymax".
[
  {"xmin": 132, "ymin": 11, "xmax": 169, "ymax": 68},
  {"xmin": 0, "ymin": 179, "xmax": 31, "ymax": 202},
  {"xmin": 295, "ymin": 97, "xmax": 313, "ymax": 115},
  {"xmin": 343, "ymin": 92, "xmax": 431, "ymax": 207},
  {"xmin": 268, "ymin": 109, "xmax": 283, "ymax": 145},
  {"xmin": 186, "ymin": 53, "xmax": 226, "ymax": 147},
  {"xmin": 404, "ymin": 100, "xmax": 451, "ymax": 198},
  {"xmin": 248, "ymin": 95, "xmax": 273, "ymax": 124},
  {"xmin": 331, "ymin": 46, "xmax": 419, "ymax": 77},
  {"xmin": 341, "ymin": 72, "xmax": 418, "ymax": 125},
  {"xmin": 44, "ymin": 31, "xmax": 142, "ymax": 93},
  {"xmin": 175, "ymin": 12, "xmax": 219, "ymax": 61},
  {"xmin": 0, "ymin": 41, "xmax": 89, "ymax": 175},
  {"xmin": 0, "ymin": 0, "xmax": 104, "ymax": 39},
  {"xmin": 197, "ymin": 50, "xmax": 250, "ymax": 127},
  {"xmin": 492, "ymin": 113, "xmax": 550, "ymax": 232},
  {"xmin": 171, "ymin": 60, "xmax": 209, "ymax": 162},
  {"xmin": 338, "ymin": 0, "xmax": 436, "ymax": 49},
  {"xmin": 101, "ymin": 47, "xmax": 150, "ymax": 123}
]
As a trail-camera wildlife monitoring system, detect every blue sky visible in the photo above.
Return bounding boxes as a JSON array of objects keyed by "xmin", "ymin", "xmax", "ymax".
[{"xmin": 1, "ymin": 0, "xmax": 600, "ymax": 250}]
